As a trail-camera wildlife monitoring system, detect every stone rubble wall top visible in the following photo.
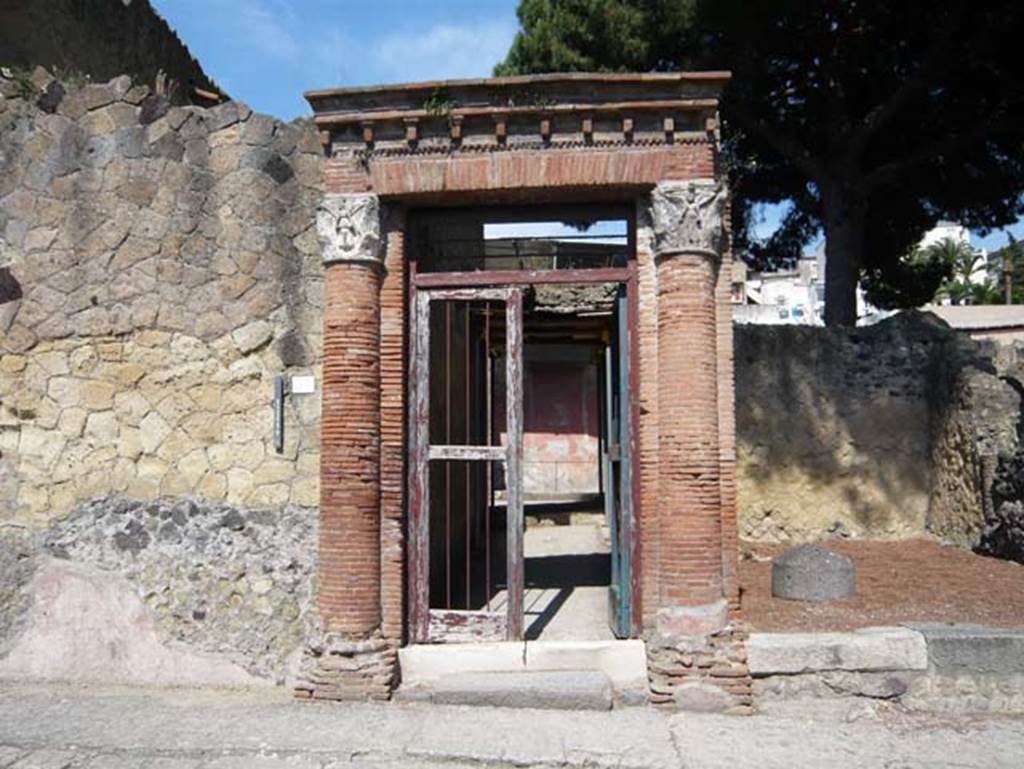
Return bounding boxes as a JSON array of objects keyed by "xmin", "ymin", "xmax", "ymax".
[
  {"xmin": 0, "ymin": 70, "xmax": 327, "ymax": 524},
  {"xmin": 0, "ymin": 69, "xmax": 325, "ymax": 360}
]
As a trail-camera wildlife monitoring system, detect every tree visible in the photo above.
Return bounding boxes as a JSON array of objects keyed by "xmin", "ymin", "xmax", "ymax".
[
  {"xmin": 861, "ymin": 243, "xmax": 953, "ymax": 311},
  {"xmin": 496, "ymin": 0, "xmax": 1024, "ymax": 325},
  {"xmin": 930, "ymin": 237, "xmax": 984, "ymax": 305},
  {"xmin": 988, "ymin": 233, "xmax": 1024, "ymax": 304}
]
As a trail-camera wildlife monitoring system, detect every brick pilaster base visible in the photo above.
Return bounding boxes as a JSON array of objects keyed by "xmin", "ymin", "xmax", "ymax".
[
  {"xmin": 647, "ymin": 624, "xmax": 753, "ymax": 713},
  {"xmin": 294, "ymin": 634, "xmax": 398, "ymax": 701}
]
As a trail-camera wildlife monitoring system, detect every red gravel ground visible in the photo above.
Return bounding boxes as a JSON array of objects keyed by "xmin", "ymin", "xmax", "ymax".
[{"xmin": 739, "ymin": 537, "xmax": 1024, "ymax": 632}]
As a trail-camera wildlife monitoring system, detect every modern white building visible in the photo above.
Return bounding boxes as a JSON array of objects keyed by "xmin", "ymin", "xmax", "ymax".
[
  {"xmin": 733, "ymin": 241, "xmax": 865, "ymax": 326},
  {"xmin": 734, "ymin": 222, "xmax": 991, "ymax": 325},
  {"xmin": 921, "ymin": 220, "xmax": 990, "ymax": 290}
]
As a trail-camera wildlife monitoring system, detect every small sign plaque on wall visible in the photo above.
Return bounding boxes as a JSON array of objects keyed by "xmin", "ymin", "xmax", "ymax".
[{"xmin": 291, "ymin": 375, "xmax": 315, "ymax": 394}]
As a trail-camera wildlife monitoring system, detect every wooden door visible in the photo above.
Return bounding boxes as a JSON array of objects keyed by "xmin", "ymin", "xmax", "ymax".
[
  {"xmin": 604, "ymin": 285, "xmax": 633, "ymax": 638},
  {"xmin": 409, "ymin": 287, "xmax": 524, "ymax": 643}
]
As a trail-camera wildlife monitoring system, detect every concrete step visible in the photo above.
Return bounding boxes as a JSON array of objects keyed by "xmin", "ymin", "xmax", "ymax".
[{"xmin": 416, "ymin": 670, "xmax": 614, "ymax": 710}]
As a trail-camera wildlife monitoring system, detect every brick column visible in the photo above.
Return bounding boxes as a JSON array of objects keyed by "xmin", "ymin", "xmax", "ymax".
[
  {"xmin": 646, "ymin": 180, "xmax": 751, "ymax": 712},
  {"xmin": 318, "ymin": 193, "xmax": 383, "ymax": 636},
  {"xmin": 296, "ymin": 193, "xmax": 396, "ymax": 700},
  {"xmin": 651, "ymin": 180, "xmax": 727, "ymax": 635}
]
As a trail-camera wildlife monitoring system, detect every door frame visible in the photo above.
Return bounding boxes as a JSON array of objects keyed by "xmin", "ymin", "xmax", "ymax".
[
  {"xmin": 406, "ymin": 208, "xmax": 642, "ymax": 643},
  {"xmin": 604, "ymin": 284, "xmax": 634, "ymax": 638}
]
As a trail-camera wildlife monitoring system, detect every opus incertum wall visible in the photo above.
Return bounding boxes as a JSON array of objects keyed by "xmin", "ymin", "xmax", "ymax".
[
  {"xmin": 0, "ymin": 69, "xmax": 325, "ymax": 686},
  {"xmin": 300, "ymin": 72, "xmax": 751, "ymax": 708}
]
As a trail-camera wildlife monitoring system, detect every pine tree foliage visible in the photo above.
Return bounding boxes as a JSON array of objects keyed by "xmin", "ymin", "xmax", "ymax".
[{"xmin": 495, "ymin": 0, "xmax": 1024, "ymax": 325}]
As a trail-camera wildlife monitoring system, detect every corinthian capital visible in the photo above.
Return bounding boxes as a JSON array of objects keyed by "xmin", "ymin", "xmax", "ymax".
[
  {"xmin": 316, "ymin": 193, "xmax": 382, "ymax": 265},
  {"xmin": 651, "ymin": 180, "xmax": 726, "ymax": 258}
]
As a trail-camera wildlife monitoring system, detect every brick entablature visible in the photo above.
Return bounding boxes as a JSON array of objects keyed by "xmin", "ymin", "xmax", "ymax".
[
  {"xmin": 307, "ymin": 72, "xmax": 726, "ymax": 155},
  {"xmin": 305, "ymin": 72, "xmax": 748, "ymax": 708}
]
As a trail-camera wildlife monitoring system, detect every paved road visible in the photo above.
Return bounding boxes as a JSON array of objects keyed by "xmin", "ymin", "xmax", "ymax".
[{"xmin": 0, "ymin": 684, "xmax": 1021, "ymax": 768}]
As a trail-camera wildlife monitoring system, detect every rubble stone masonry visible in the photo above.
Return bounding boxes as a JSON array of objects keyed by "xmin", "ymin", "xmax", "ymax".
[
  {"xmin": 0, "ymin": 70, "xmax": 324, "ymax": 685},
  {"xmin": 736, "ymin": 314, "xmax": 1024, "ymax": 553},
  {"xmin": 0, "ymin": 71, "xmax": 325, "ymax": 522}
]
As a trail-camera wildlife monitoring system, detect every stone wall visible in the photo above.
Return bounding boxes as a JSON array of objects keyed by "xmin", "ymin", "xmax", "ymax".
[
  {"xmin": 736, "ymin": 314, "xmax": 944, "ymax": 542},
  {"xmin": 0, "ymin": 69, "xmax": 324, "ymax": 684},
  {"xmin": 4, "ymin": 66, "xmax": 1024, "ymax": 695},
  {"xmin": 0, "ymin": 0, "xmax": 217, "ymax": 104},
  {"xmin": 1, "ymin": 70, "xmax": 323, "ymax": 523},
  {"xmin": 737, "ymin": 313, "xmax": 1024, "ymax": 557},
  {"xmin": 0, "ymin": 496, "xmax": 316, "ymax": 685},
  {"xmin": 929, "ymin": 341, "xmax": 1024, "ymax": 557}
]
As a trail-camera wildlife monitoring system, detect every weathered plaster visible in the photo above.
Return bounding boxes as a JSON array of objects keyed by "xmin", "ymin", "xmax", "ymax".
[{"xmin": 0, "ymin": 559, "xmax": 267, "ymax": 688}]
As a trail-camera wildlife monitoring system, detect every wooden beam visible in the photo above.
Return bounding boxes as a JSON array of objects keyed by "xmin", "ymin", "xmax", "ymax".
[
  {"xmin": 409, "ymin": 289, "xmax": 431, "ymax": 643},
  {"xmin": 414, "ymin": 267, "xmax": 631, "ymax": 289},
  {"xmin": 428, "ymin": 609, "xmax": 507, "ymax": 643},
  {"xmin": 428, "ymin": 445, "xmax": 505, "ymax": 461},
  {"xmin": 505, "ymin": 289, "xmax": 524, "ymax": 642}
]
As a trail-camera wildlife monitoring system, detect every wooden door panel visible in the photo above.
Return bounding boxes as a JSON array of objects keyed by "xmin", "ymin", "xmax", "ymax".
[{"xmin": 409, "ymin": 287, "xmax": 524, "ymax": 643}]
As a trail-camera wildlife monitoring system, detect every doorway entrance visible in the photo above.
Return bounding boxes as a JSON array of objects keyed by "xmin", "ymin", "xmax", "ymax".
[{"xmin": 407, "ymin": 206, "xmax": 637, "ymax": 645}]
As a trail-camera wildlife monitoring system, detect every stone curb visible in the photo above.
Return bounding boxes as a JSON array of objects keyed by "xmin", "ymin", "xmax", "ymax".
[
  {"xmin": 905, "ymin": 623, "xmax": 1024, "ymax": 675},
  {"xmin": 425, "ymin": 670, "xmax": 614, "ymax": 711},
  {"xmin": 747, "ymin": 626, "xmax": 928, "ymax": 676}
]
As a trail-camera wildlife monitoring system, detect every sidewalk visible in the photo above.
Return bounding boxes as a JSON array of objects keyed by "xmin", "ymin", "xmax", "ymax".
[{"xmin": 1, "ymin": 683, "xmax": 1022, "ymax": 768}]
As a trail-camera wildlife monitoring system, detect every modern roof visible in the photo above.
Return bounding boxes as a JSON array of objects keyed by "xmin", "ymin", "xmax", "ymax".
[{"xmin": 923, "ymin": 304, "xmax": 1024, "ymax": 330}]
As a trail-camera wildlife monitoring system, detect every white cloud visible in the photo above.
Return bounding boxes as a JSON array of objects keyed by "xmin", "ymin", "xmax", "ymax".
[
  {"xmin": 232, "ymin": 1, "xmax": 302, "ymax": 60},
  {"xmin": 166, "ymin": 0, "xmax": 301, "ymax": 60},
  {"xmin": 369, "ymin": 19, "xmax": 518, "ymax": 84},
  {"xmin": 311, "ymin": 28, "xmax": 359, "ymax": 89}
]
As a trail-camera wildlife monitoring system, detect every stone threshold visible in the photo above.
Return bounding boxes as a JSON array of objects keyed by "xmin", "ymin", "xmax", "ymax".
[
  {"xmin": 397, "ymin": 639, "xmax": 648, "ymax": 704},
  {"xmin": 402, "ymin": 670, "xmax": 615, "ymax": 711}
]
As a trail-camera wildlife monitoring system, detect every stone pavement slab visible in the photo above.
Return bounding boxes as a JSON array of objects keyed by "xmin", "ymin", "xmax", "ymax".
[
  {"xmin": 0, "ymin": 684, "xmax": 675, "ymax": 768},
  {"xmin": 0, "ymin": 683, "xmax": 1022, "ymax": 768},
  {"xmin": 669, "ymin": 701, "xmax": 1024, "ymax": 769}
]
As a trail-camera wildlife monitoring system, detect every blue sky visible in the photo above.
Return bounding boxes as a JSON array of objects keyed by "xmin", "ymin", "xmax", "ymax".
[
  {"xmin": 152, "ymin": 0, "xmax": 1021, "ymax": 253},
  {"xmin": 151, "ymin": 0, "xmax": 519, "ymax": 121},
  {"xmin": 748, "ymin": 203, "xmax": 1024, "ymax": 254}
]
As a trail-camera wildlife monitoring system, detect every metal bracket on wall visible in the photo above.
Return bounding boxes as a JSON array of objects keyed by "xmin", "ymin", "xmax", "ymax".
[{"xmin": 273, "ymin": 374, "xmax": 287, "ymax": 453}]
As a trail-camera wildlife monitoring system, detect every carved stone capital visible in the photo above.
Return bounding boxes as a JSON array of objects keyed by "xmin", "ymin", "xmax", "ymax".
[
  {"xmin": 316, "ymin": 193, "xmax": 382, "ymax": 266},
  {"xmin": 651, "ymin": 180, "xmax": 725, "ymax": 258}
]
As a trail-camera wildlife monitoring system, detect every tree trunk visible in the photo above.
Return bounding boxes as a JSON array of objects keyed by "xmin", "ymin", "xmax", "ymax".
[
  {"xmin": 1004, "ymin": 251, "xmax": 1014, "ymax": 305},
  {"xmin": 822, "ymin": 188, "xmax": 866, "ymax": 327}
]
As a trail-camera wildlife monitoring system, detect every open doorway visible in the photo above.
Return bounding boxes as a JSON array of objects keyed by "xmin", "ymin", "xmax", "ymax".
[
  {"xmin": 517, "ymin": 283, "xmax": 623, "ymax": 641},
  {"xmin": 408, "ymin": 207, "xmax": 635, "ymax": 644}
]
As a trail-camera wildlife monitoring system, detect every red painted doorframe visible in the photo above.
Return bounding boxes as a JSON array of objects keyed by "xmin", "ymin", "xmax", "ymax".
[{"xmin": 404, "ymin": 206, "xmax": 642, "ymax": 642}]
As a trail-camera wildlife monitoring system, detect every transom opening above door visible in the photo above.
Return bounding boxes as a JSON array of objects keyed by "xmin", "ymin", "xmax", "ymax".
[{"xmin": 410, "ymin": 204, "xmax": 633, "ymax": 276}]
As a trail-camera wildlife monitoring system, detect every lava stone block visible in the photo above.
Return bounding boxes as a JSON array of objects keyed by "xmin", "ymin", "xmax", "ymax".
[{"xmin": 771, "ymin": 543, "xmax": 856, "ymax": 601}]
